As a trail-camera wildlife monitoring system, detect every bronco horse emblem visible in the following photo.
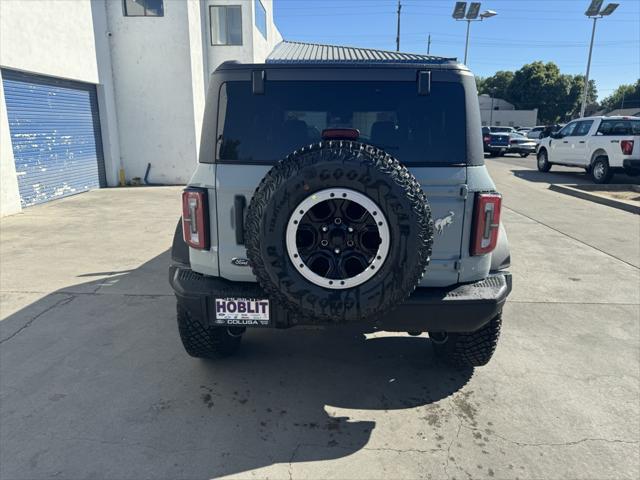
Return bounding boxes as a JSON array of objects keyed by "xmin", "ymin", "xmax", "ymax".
[{"xmin": 434, "ymin": 211, "xmax": 455, "ymax": 235}]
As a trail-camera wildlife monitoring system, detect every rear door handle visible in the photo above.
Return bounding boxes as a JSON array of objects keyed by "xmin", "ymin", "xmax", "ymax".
[
  {"xmin": 562, "ymin": 140, "xmax": 569, "ymax": 143},
  {"xmin": 234, "ymin": 195, "xmax": 246, "ymax": 245},
  {"xmin": 579, "ymin": 140, "xmax": 585, "ymax": 144},
  {"xmin": 611, "ymin": 140, "xmax": 619, "ymax": 143}
]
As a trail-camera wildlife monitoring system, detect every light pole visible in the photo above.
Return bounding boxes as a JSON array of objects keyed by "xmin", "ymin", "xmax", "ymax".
[
  {"xmin": 452, "ymin": 2, "xmax": 497, "ymax": 64},
  {"xmin": 396, "ymin": 0, "xmax": 402, "ymax": 52},
  {"xmin": 580, "ymin": 0, "xmax": 619, "ymax": 117}
]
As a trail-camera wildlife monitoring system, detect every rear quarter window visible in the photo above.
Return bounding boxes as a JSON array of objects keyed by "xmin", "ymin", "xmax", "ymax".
[
  {"xmin": 597, "ymin": 119, "xmax": 640, "ymax": 136},
  {"xmin": 217, "ymin": 80, "xmax": 467, "ymax": 166}
]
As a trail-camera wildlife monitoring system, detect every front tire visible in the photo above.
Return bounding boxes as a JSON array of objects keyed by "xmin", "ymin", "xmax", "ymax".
[
  {"xmin": 537, "ymin": 149, "xmax": 551, "ymax": 172},
  {"xmin": 429, "ymin": 314, "xmax": 502, "ymax": 367},
  {"xmin": 591, "ymin": 156, "xmax": 613, "ymax": 184},
  {"xmin": 176, "ymin": 302, "xmax": 243, "ymax": 358}
]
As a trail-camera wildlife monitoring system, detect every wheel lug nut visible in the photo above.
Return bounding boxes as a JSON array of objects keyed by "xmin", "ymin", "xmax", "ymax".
[
  {"xmin": 348, "ymin": 227, "xmax": 354, "ymax": 233},
  {"xmin": 347, "ymin": 240, "xmax": 354, "ymax": 247},
  {"xmin": 321, "ymin": 240, "xmax": 328, "ymax": 246},
  {"xmin": 334, "ymin": 218, "xmax": 342, "ymax": 225},
  {"xmin": 322, "ymin": 226, "xmax": 328, "ymax": 232},
  {"xmin": 334, "ymin": 248, "xmax": 340, "ymax": 254}
]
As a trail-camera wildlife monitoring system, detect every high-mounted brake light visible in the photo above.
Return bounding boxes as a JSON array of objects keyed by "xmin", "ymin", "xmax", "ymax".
[
  {"xmin": 621, "ymin": 140, "xmax": 634, "ymax": 155},
  {"xmin": 471, "ymin": 193, "xmax": 502, "ymax": 256},
  {"xmin": 321, "ymin": 128, "xmax": 360, "ymax": 141},
  {"xmin": 182, "ymin": 188, "xmax": 209, "ymax": 250}
]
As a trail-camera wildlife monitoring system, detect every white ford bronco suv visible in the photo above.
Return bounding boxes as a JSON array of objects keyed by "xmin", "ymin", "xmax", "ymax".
[
  {"xmin": 536, "ymin": 116, "xmax": 640, "ymax": 183},
  {"xmin": 169, "ymin": 45, "xmax": 512, "ymax": 368}
]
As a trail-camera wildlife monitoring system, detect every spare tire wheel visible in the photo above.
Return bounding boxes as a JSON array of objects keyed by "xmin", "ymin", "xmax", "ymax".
[{"xmin": 245, "ymin": 141, "xmax": 433, "ymax": 323}]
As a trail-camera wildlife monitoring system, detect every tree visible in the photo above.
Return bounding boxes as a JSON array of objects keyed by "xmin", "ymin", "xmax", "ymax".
[
  {"xmin": 600, "ymin": 80, "xmax": 640, "ymax": 111},
  {"xmin": 477, "ymin": 70, "xmax": 514, "ymax": 100},
  {"xmin": 566, "ymin": 74, "xmax": 598, "ymax": 118},
  {"xmin": 505, "ymin": 62, "xmax": 596, "ymax": 124}
]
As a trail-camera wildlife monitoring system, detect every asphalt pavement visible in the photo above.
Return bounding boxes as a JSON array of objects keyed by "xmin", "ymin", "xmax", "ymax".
[{"xmin": 0, "ymin": 160, "xmax": 638, "ymax": 480}]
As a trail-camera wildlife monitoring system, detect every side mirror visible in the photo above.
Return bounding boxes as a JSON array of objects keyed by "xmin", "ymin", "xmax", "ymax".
[{"xmin": 550, "ymin": 132, "xmax": 561, "ymax": 139}]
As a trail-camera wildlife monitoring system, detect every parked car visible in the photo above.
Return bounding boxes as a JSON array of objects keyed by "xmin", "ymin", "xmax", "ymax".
[
  {"xmin": 516, "ymin": 127, "xmax": 532, "ymax": 135},
  {"xmin": 483, "ymin": 127, "xmax": 510, "ymax": 157},
  {"xmin": 536, "ymin": 116, "xmax": 640, "ymax": 183},
  {"xmin": 507, "ymin": 132, "xmax": 537, "ymax": 157},
  {"xmin": 489, "ymin": 126, "xmax": 517, "ymax": 134},
  {"xmin": 169, "ymin": 55, "xmax": 512, "ymax": 368},
  {"xmin": 526, "ymin": 126, "xmax": 546, "ymax": 139}
]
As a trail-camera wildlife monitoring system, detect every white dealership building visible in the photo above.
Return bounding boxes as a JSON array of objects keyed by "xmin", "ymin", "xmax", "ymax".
[
  {"xmin": 0, "ymin": 0, "xmax": 281, "ymax": 216},
  {"xmin": 478, "ymin": 94, "xmax": 538, "ymax": 128}
]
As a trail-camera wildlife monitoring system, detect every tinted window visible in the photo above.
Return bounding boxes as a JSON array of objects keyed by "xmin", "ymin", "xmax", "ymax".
[
  {"xmin": 255, "ymin": 0, "xmax": 267, "ymax": 38},
  {"xmin": 597, "ymin": 119, "xmax": 640, "ymax": 136},
  {"xmin": 217, "ymin": 81, "xmax": 467, "ymax": 165},
  {"xmin": 571, "ymin": 120, "xmax": 594, "ymax": 136}
]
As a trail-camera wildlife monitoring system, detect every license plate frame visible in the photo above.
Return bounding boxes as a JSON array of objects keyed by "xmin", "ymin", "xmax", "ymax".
[{"xmin": 212, "ymin": 297, "xmax": 270, "ymax": 327}]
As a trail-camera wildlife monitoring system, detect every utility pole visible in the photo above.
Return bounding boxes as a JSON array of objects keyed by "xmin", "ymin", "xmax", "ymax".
[
  {"xmin": 427, "ymin": 33, "xmax": 431, "ymax": 54},
  {"xmin": 396, "ymin": 0, "xmax": 402, "ymax": 51}
]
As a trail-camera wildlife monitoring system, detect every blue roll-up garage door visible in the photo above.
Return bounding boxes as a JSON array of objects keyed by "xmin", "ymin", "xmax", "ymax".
[{"xmin": 2, "ymin": 69, "xmax": 106, "ymax": 207}]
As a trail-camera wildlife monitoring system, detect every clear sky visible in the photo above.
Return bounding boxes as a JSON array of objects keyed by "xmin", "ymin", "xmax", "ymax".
[{"xmin": 273, "ymin": 0, "xmax": 640, "ymax": 101}]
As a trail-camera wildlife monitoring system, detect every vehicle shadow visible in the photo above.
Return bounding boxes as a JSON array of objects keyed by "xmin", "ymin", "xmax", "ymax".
[
  {"xmin": 0, "ymin": 251, "xmax": 473, "ymax": 479},
  {"xmin": 511, "ymin": 169, "xmax": 639, "ymax": 185}
]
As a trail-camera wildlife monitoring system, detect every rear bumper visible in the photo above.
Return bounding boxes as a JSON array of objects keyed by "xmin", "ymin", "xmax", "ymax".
[
  {"xmin": 623, "ymin": 159, "xmax": 640, "ymax": 169},
  {"xmin": 169, "ymin": 264, "xmax": 512, "ymax": 333},
  {"xmin": 508, "ymin": 144, "xmax": 536, "ymax": 153},
  {"xmin": 484, "ymin": 144, "xmax": 507, "ymax": 153}
]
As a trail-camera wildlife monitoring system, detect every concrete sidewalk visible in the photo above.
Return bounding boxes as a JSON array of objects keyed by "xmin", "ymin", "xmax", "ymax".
[{"xmin": 1, "ymin": 178, "xmax": 638, "ymax": 480}]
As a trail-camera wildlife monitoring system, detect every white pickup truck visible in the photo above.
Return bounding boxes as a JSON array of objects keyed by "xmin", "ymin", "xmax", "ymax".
[{"xmin": 536, "ymin": 116, "xmax": 640, "ymax": 183}]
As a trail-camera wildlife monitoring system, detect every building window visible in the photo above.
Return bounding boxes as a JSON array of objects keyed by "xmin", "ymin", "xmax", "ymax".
[
  {"xmin": 210, "ymin": 5, "xmax": 242, "ymax": 46},
  {"xmin": 255, "ymin": 0, "xmax": 267, "ymax": 39},
  {"xmin": 123, "ymin": 0, "xmax": 164, "ymax": 17}
]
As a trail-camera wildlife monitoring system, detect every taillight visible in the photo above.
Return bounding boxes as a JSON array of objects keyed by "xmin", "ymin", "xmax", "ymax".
[
  {"xmin": 621, "ymin": 140, "xmax": 634, "ymax": 155},
  {"xmin": 182, "ymin": 188, "xmax": 209, "ymax": 250},
  {"xmin": 483, "ymin": 135, "xmax": 491, "ymax": 143},
  {"xmin": 471, "ymin": 193, "xmax": 502, "ymax": 256}
]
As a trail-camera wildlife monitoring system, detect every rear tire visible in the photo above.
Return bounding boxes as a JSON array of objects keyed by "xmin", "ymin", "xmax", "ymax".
[
  {"xmin": 537, "ymin": 149, "xmax": 551, "ymax": 172},
  {"xmin": 176, "ymin": 302, "xmax": 242, "ymax": 358},
  {"xmin": 591, "ymin": 156, "xmax": 613, "ymax": 184},
  {"xmin": 429, "ymin": 313, "xmax": 502, "ymax": 367}
]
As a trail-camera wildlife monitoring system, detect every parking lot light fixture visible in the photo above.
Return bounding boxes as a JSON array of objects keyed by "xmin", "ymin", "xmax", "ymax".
[
  {"xmin": 580, "ymin": 1, "xmax": 620, "ymax": 117},
  {"xmin": 452, "ymin": 1, "xmax": 467, "ymax": 19},
  {"xmin": 452, "ymin": 2, "xmax": 497, "ymax": 65},
  {"xmin": 480, "ymin": 10, "xmax": 497, "ymax": 19}
]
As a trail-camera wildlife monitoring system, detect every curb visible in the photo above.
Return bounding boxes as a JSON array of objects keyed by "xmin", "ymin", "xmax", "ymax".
[{"xmin": 548, "ymin": 184, "xmax": 640, "ymax": 215}]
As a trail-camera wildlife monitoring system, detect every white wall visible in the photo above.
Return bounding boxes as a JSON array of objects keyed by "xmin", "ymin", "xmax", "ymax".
[
  {"xmin": 0, "ymin": 0, "xmax": 99, "ymax": 83},
  {"xmin": 480, "ymin": 109, "xmax": 538, "ymax": 127},
  {"xmin": 251, "ymin": 0, "xmax": 283, "ymax": 63},
  {"xmin": 106, "ymin": 0, "xmax": 205, "ymax": 184}
]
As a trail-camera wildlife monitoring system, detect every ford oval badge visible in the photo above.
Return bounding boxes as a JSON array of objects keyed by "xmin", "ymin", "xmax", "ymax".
[{"xmin": 231, "ymin": 257, "xmax": 250, "ymax": 267}]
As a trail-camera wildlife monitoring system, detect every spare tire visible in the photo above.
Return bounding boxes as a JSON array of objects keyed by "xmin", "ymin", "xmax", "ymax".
[{"xmin": 245, "ymin": 141, "xmax": 433, "ymax": 323}]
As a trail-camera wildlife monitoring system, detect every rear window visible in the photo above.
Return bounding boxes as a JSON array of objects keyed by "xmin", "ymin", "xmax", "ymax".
[
  {"xmin": 217, "ymin": 80, "xmax": 467, "ymax": 165},
  {"xmin": 597, "ymin": 119, "xmax": 640, "ymax": 136}
]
